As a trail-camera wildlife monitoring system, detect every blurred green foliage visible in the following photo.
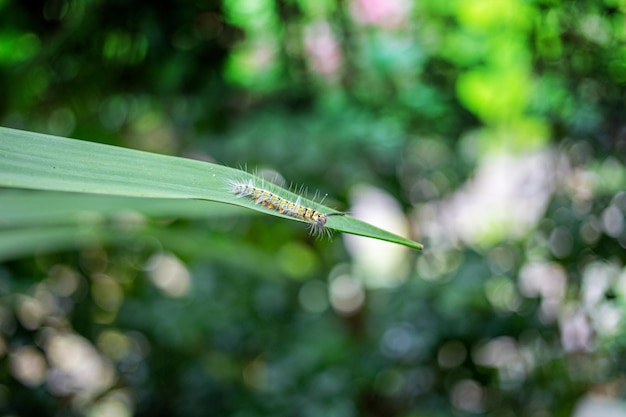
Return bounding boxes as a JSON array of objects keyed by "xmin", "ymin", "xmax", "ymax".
[{"xmin": 2, "ymin": 0, "xmax": 626, "ymax": 416}]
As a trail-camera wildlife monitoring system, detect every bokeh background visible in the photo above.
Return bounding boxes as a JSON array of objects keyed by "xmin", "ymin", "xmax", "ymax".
[{"xmin": 2, "ymin": 0, "xmax": 626, "ymax": 416}]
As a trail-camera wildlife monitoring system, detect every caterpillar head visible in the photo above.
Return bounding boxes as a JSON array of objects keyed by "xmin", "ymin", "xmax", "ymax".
[{"xmin": 308, "ymin": 212, "xmax": 344, "ymax": 238}]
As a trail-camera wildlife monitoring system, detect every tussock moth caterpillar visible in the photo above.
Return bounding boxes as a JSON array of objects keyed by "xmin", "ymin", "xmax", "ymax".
[{"xmin": 230, "ymin": 178, "xmax": 345, "ymax": 237}]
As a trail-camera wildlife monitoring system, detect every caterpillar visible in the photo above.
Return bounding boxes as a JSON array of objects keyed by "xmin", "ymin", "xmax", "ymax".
[{"xmin": 230, "ymin": 179, "xmax": 344, "ymax": 237}]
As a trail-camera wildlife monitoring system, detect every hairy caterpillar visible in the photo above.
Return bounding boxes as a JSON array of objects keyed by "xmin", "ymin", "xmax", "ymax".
[{"xmin": 230, "ymin": 179, "xmax": 344, "ymax": 237}]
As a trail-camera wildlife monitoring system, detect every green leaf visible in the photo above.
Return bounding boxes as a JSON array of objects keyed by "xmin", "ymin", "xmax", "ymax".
[
  {"xmin": 0, "ymin": 190, "xmax": 246, "ymax": 228},
  {"xmin": 0, "ymin": 127, "xmax": 424, "ymax": 250}
]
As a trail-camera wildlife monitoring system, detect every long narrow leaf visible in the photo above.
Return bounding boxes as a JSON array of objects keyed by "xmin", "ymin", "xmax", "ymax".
[
  {"xmin": 0, "ymin": 127, "xmax": 424, "ymax": 250},
  {"xmin": 0, "ymin": 190, "xmax": 247, "ymax": 228}
]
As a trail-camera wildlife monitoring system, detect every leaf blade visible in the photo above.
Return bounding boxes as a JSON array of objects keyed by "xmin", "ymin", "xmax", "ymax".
[{"xmin": 0, "ymin": 127, "xmax": 424, "ymax": 250}]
